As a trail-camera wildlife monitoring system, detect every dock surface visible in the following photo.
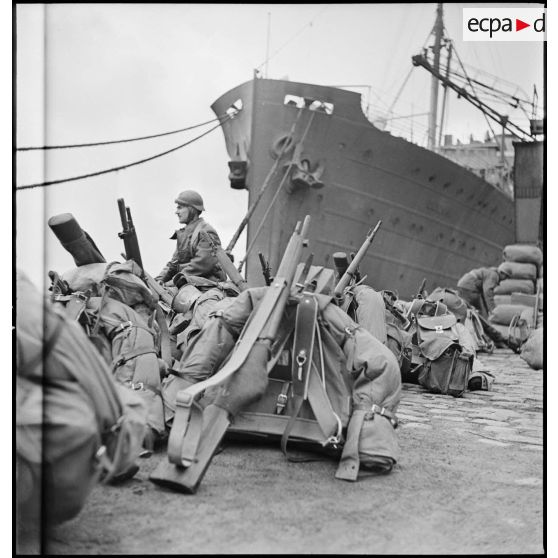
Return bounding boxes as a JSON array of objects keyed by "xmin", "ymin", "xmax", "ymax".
[{"xmin": 20, "ymin": 348, "xmax": 544, "ymax": 555}]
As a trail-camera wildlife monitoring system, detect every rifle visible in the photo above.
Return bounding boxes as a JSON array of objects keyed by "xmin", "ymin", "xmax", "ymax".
[
  {"xmin": 150, "ymin": 216, "xmax": 311, "ymax": 494},
  {"xmin": 201, "ymin": 231, "xmax": 248, "ymax": 292},
  {"xmin": 117, "ymin": 198, "xmax": 173, "ymax": 308},
  {"xmin": 258, "ymin": 252, "xmax": 272, "ymax": 286},
  {"xmin": 333, "ymin": 220, "xmax": 382, "ymax": 301},
  {"xmin": 416, "ymin": 278, "xmax": 427, "ymax": 299}
]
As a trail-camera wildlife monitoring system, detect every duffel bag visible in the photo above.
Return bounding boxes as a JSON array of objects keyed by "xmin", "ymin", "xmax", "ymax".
[
  {"xmin": 503, "ymin": 244, "xmax": 543, "ymax": 266},
  {"xmin": 494, "ymin": 278, "xmax": 535, "ymax": 295},
  {"xmin": 498, "ymin": 261, "xmax": 537, "ymax": 280}
]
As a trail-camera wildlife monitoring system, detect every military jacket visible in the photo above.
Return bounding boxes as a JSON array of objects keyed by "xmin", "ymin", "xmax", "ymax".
[
  {"xmin": 457, "ymin": 267, "xmax": 499, "ymax": 312},
  {"xmin": 156, "ymin": 217, "xmax": 227, "ymax": 284}
]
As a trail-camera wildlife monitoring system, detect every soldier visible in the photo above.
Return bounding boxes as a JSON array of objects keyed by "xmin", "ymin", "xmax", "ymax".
[
  {"xmin": 156, "ymin": 190, "xmax": 238, "ymax": 358},
  {"xmin": 156, "ymin": 190, "xmax": 227, "ymax": 285},
  {"xmin": 457, "ymin": 266, "xmax": 509, "ymax": 318}
]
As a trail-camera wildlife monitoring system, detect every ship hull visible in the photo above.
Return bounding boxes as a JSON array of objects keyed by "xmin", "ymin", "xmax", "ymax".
[{"xmin": 212, "ymin": 78, "xmax": 515, "ymax": 299}]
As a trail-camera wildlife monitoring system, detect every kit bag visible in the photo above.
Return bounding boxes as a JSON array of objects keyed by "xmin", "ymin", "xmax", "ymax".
[{"xmin": 410, "ymin": 300, "xmax": 473, "ymax": 397}]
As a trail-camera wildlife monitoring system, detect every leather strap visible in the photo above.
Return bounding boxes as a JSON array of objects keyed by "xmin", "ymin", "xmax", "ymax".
[
  {"xmin": 335, "ymin": 409, "xmax": 366, "ymax": 481},
  {"xmin": 275, "ymin": 381, "xmax": 291, "ymax": 415},
  {"xmin": 291, "ymin": 295, "xmax": 318, "ymax": 398}
]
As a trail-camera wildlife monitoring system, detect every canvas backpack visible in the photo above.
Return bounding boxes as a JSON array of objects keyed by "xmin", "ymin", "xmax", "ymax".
[
  {"xmin": 408, "ymin": 299, "xmax": 473, "ymax": 397},
  {"xmin": 16, "ymin": 272, "xmax": 147, "ymax": 526}
]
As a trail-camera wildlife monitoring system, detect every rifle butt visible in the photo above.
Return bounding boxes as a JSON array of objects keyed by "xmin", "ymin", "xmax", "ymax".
[{"xmin": 149, "ymin": 405, "xmax": 230, "ymax": 494}]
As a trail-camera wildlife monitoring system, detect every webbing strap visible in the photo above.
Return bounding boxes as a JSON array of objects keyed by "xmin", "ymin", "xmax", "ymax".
[
  {"xmin": 335, "ymin": 409, "xmax": 366, "ymax": 481},
  {"xmin": 167, "ymin": 395, "xmax": 204, "ymax": 467},
  {"xmin": 280, "ymin": 395, "xmax": 307, "ymax": 461},
  {"xmin": 306, "ymin": 363, "xmax": 342, "ymax": 441},
  {"xmin": 64, "ymin": 293, "xmax": 89, "ymax": 321},
  {"xmin": 111, "ymin": 346, "xmax": 158, "ymax": 371},
  {"xmin": 155, "ymin": 305, "xmax": 172, "ymax": 366}
]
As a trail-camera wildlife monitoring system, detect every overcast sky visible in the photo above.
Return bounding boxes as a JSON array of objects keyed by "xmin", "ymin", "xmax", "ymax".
[{"xmin": 15, "ymin": 3, "xmax": 546, "ymax": 289}]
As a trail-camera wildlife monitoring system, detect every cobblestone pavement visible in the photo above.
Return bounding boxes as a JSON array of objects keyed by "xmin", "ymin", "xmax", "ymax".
[
  {"xmin": 22, "ymin": 347, "xmax": 545, "ymax": 555},
  {"xmin": 398, "ymin": 348, "xmax": 544, "ymax": 451}
]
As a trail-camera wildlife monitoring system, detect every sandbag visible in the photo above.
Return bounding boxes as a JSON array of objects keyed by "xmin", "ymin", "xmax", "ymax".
[
  {"xmin": 488, "ymin": 303, "xmax": 534, "ymax": 326},
  {"xmin": 498, "ymin": 261, "xmax": 537, "ymax": 280},
  {"xmin": 520, "ymin": 328, "xmax": 543, "ymax": 370},
  {"xmin": 494, "ymin": 278, "xmax": 535, "ymax": 295},
  {"xmin": 493, "ymin": 295, "xmax": 512, "ymax": 306},
  {"xmin": 503, "ymin": 244, "xmax": 543, "ymax": 266}
]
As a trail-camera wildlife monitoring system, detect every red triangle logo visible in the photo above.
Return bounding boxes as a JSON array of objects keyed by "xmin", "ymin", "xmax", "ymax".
[{"xmin": 516, "ymin": 19, "xmax": 530, "ymax": 31}]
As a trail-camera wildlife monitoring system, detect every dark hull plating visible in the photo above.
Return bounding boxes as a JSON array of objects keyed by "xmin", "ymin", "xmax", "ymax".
[{"xmin": 212, "ymin": 78, "xmax": 515, "ymax": 298}]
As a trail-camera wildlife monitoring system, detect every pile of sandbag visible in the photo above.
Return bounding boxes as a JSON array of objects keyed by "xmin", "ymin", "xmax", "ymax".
[{"xmin": 489, "ymin": 243, "xmax": 543, "ymax": 350}]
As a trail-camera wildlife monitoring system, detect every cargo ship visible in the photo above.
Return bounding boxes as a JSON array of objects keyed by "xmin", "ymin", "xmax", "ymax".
[
  {"xmin": 208, "ymin": 2, "xmax": 543, "ymax": 298},
  {"xmin": 211, "ymin": 76, "xmax": 516, "ymax": 298}
]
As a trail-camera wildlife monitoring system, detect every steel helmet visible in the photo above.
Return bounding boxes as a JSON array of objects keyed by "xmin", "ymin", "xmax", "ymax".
[{"xmin": 174, "ymin": 190, "xmax": 205, "ymax": 212}]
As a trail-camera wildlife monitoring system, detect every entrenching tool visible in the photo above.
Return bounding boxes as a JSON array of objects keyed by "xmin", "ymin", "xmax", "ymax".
[{"xmin": 149, "ymin": 216, "xmax": 311, "ymax": 494}]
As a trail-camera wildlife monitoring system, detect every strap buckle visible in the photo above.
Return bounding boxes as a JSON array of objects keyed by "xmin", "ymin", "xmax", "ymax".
[
  {"xmin": 275, "ymin": 382, "xmax": 290, "ymax": 415},
  {"xmin": 275, "ymin": 393, "xmax": 288, "ymax": 414},
  {"xmin": 367, "ymin": 404, "xmax": 398, "ymax": 428},
  {"xmin": 175, "ymin": 390, "xmax": 194, "ymax": 408},
  {"xmin": 124, "ymin": 380, "xmax": 144, "ymax": 391},
  {"xmin": 321, "ymin": 412, "xmax": 343, "ymax": 449}
]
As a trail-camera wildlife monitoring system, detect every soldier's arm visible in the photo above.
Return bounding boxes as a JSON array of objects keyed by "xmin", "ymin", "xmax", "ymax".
[
  {"xmin": 155, "ymin": 247, "xmax": 180, "ymax": 283},
  {"xmin": 482, "ymin": 272, "xmax": 499, "ymax": 313},
  {"xmin": 181, "ymin": 230, "xmax": 221, "ymax": 277}
]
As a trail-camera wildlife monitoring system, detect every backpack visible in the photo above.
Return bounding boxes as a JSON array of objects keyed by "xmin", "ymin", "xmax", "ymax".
[
  {"xmin": 16, "ymin": 272, "xmax": 147, "ymax": 526},
  {"xmin": 408, "ymin": 299, "xmax": 473, "ymax": 397}
]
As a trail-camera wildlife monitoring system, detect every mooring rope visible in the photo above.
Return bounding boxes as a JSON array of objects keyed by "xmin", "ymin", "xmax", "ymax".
[
  {"xmin": 237, "ymin": 111, "xmax": 316, "ymax": 273},
  {"xmin": 16, "ymin": 117, "xmax": 222, "ymax": 151},
  {"xmin": 16, "ymin": 118, "xmax": 229, "ymax": 191}
]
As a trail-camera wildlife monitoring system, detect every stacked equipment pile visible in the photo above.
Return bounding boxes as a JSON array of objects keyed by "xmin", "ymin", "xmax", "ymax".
[{"xmin": 489, "ymin": 243, "xmax": 543, "ymax": 347}]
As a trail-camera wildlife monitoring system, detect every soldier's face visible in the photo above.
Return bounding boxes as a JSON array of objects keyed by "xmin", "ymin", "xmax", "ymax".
[{"xmin": 176, "ymin": 204, "xmax": 193, "ymax": 224}]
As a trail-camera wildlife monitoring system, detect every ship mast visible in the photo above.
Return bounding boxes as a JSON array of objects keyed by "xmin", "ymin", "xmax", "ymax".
[{"xmin": 427, "ymin": 3, "xmax": 444, "ymax": 150}]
